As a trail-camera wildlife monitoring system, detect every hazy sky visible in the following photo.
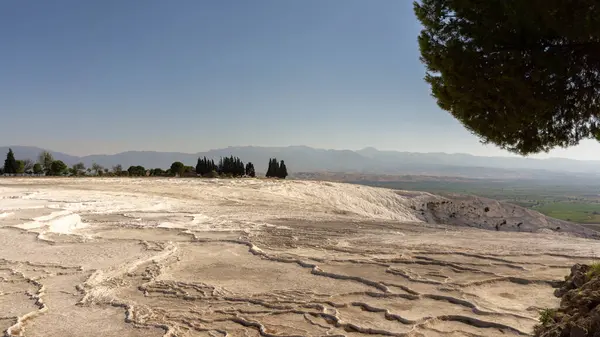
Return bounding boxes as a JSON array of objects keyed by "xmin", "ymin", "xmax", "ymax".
[{"xmin": 1, "ymin": 0, "xmax": 599, "ymax": 159}]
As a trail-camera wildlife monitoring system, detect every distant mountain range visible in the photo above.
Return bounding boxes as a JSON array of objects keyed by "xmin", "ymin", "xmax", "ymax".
[{"xmin": 2, "ymin": 145, "xmax": 600, "ymax": 179}]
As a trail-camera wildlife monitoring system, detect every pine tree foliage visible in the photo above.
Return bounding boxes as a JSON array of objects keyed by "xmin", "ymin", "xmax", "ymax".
[
  {"xmin": 1, "ymin": 151, "xmax": 287, "ymax": 179},
  {"xmin": 216, "ymin": 156, "xmax": 245, "ymax": 177},
  {"xmin": 278, "ymin": 160, "xmax": 288, "ymax": 179},
  {"xmin": 266, "ymin": 158, "xmax": 279, "ymax": 178},
  {"xmin": 3, "ymin": 148, "xmax": 18, "ymax": 174},
  {"xmin": 245, "ymin": 162, "xmax": 256, "ymax": 177},
  {"xmin": 414, "ymin": 0, "xmax": 600, "ymax": 155},
  {"xmin": 196, "ymin": 157, "xmax": 218, "ymax": 176},
  {"xmin": 266, "ymin": 158, "xmax": 288, "ymax": 178}
]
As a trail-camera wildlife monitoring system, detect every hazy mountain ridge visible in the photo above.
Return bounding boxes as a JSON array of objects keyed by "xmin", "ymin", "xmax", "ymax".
[{"xmin": 2, "ymin": 145, "xmax": 600, "ymax": 178}]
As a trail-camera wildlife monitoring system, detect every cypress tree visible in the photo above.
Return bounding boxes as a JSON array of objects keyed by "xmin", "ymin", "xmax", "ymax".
[
  {"xmin": 218, "ymin": 157, "xmax": 224, "ymax": 174},
  {"xmin": 196, "ymin": 157, "xmax": 204, "ymax": 175},
  {"xmin": 273, "ymin": 159, "xmax": 280, "ymax": 178},
  {"xmin": 245, "ymin": 162, "xmax": 256, "ymax": 177},
  {"xmin": 237, "ymin": 157, "xmax": 244, "ymax": 177},
  {"xmin": 266, "ymin": 158, "xmax": 280, "ymax": 178},
  {"xmin": 266, "ymin": 158, "xmax": 273, "ymax": 177},
  {"xmin": 195, "ymin": 156, "xmax": 215, "ymax": 176},
  {"xmin": 211, "ymin": 156, "xmax": 245, "ymax": 177},
  {"xmin": 278, "ymin": 160, "xmax": 288, "ymax": 179},
  {"xmin": 3, "ymin": 148, "xmax": 18, "ymax": 174},
  {"xmin": 204, "ymin": 157, "xmax": 211, "ymax": 175}
]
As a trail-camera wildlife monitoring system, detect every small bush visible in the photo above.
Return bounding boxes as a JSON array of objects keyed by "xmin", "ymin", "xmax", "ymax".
[
  {"xmin": 586, "ymin": 262, "xmax": 600, "ymax": 279},
  {"xmin": 538, "ymin": 308, "xmax": 555, "ymax": 325},
  {"xmin": 484, "ymin": 207, "xmax": 490, "ymax": 212}
]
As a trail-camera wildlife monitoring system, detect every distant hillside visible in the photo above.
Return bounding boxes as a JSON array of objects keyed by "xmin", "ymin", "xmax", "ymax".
[
  {"xmin": 0, "ymin": 146, "xmax": 81, "ymax": 166},
  {"xmin": 2, "ymin": 145, "xmax": 600, "ymax": 179}
]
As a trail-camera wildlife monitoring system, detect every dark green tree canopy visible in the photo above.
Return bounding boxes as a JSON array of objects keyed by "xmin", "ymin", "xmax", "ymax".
[
  {"xmin": 170, "ymin": 161, "xmax": 185, "ymax": 176},
  {"xmin": 150, "ymin": 168, "xmax": 165, "ymax": 176},
  {"xmin": 3, "ymin": 149, "xmax": 18, "ymax": 174},
  {"xmin": 414, "ymin": 0, "xmax": 600, "ymax": 155},
  {"xmin": 33, "ymin": 163, "xmax": 43, "ymax": 174},
  {"xmin": 245, "ymin": 162, "xmax": 256, "ymax": 177},
  {"xmin": 49, "ymin": 160, "xmax": 68, "ymax": 176},
  {"xmin": 278, "ymin": 160, "xmax": 288, "ymax": 179},
  {"xmin": 127, "ymin": 165, "xmax": 146, "ymax": 176},
  {"xmin": 15, "ymin": 160, "xmax": 25, "ymax": 174},
  {"xmin": 265, "ymin": 158, "xmax": 289, "ymax": 178},
  {"xmin": 266, "ymin": 158, "xmax": 280, "ymax": 178},
  {"xmin": 196, "ymin": 157, "xmax": 218, "ymax": 176},
  {"xmin": 217, "ymin": 156, "xmax": 245, "ymax": 177}
]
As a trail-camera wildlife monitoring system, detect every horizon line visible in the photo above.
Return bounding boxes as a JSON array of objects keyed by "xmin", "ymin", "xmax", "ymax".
[{"xmin": 2, "ymin": 144, "xmax": 599, "ymax": 163}]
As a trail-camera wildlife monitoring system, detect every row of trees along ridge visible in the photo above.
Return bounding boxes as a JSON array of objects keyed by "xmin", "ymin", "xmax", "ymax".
[
  {"xmin": 2, "ymin": 148, "xmax": 65, "ymax": 176},
  {"xmin": 1, "ymin": 149, "xmax": 287, "ymax": 179},
  {"xmin": 266, "ymin": 158, "xmax": 288, "ymax": 179}
]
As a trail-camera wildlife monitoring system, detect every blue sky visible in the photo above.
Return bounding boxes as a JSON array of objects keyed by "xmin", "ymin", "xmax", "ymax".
[{"xmin": 1, "ymin": 0, "xmax": 599, "ymax": 159}]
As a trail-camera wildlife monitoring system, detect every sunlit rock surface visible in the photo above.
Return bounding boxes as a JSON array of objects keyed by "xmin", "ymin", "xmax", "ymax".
[{"xmin": 1, "ymin": 178, "xmax": 599, "ymax": 336}]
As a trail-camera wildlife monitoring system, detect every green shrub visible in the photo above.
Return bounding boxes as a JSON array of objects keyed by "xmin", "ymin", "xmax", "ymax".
[
  {"xmin": 538, "ymin": 308, "xmax": 555, "ymax": 325},
  {"xmin": 586, "ymin": 262, "xmax": 600, "ymax": 279}
]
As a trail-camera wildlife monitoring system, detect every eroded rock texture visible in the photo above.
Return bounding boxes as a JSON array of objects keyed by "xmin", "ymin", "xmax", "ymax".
[{"xmin": 1, "ymin": 178, "xmax": 599, "ymax": 337}]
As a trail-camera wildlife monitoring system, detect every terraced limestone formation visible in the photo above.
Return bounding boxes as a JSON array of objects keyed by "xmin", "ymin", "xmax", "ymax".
[{"xmin": 1, "ymin": 178, "xmax": 599, "ymax": 337}]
